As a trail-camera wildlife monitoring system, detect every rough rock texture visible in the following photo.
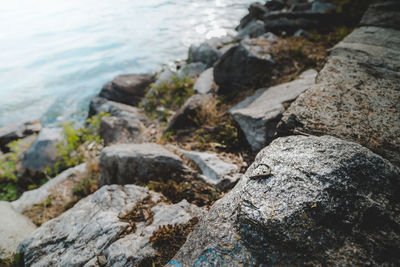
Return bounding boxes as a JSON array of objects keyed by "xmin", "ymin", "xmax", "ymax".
[
  {"xmin": 165, "ymin": 94, "xmax": 215, "ymax": 132},
  {"xmin": 99, "ymin": 143, "xmax": 186, "ymax": 186},
  {"xmin": 236, "ymin": 20, "xmax": 266, "ymax": 40},
  {"xmin": 100, "ymin": 116, "xmax": 143, "ymax": 146},
  {"xmin": 193, "ymin": 68, "xmax": 215, "ymax": 94},
  {"xmin": 11, "ymin": 163, "xmax": 87, "ymax": 213},
  {"xmin": 177, "ymin": 62, "xmax": 206, "ymax": 79},
  {"xmin": 231, "ymin": 69, "xmax": 317, "ymax": 151},
  {"xmin": 0, "ymin": 201, "xmax": 36, "ymax": 263},
  {"xmin": 99, "ymin": 74, "xmax": 154, "ymax": 106},
  {"xmin": 171, "ymin": 136, "xmax": 400, "ymax": 266},
  {"xmin": 188, "ymin": 43, "xmax": 222, "ymax": 68},
  {"xmin": 22, "ymin": 128, "xmax": 64, "ymax": 173},
  {"xmin": 178, "ymin": 149, "xmax": 240, "ymax": 190},
  {"xmin": 0, "ymin": 120, "xmax": 41, "ymax": 152},
  {"xmin": 17, "ymin": 185, "xmax": 204, "ymax": 267},
  {"xmin": 278, "ymin": 22, "xmax": 400, "ymax": 166},
  {"xmin": 360, "ymin": 0, "xmax": 400, "ymax": 31},
  {"xmin": 214, "ymin": 40, "xmax": 274, "ymax": 93}
]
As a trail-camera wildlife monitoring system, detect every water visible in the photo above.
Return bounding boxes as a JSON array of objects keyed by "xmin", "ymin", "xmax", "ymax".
[{"xmin": 0, "ymin": 0, "xmax": 253, "ymax": 127}]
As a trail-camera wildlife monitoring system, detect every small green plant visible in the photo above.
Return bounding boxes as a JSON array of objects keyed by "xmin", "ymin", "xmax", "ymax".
[
  {"xmin": 46, "ymin": 112, "xmax": 109, "ymax": 177},
  {"xmin": 140, "ymin": 76, "xmax": 195, "ymax": 122}
]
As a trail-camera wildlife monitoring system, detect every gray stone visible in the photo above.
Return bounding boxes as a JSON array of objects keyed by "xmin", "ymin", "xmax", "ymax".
[
  {"xmin": 188, "ymin": 43, "xmax": 222, "ymax": 68},
  {"xmin": 178, "ymin": 149, "xmax": 240, "ymax": 190},
  {"xmin": 0, "ymin": 120, "xmax": 41, "ymax": 152},
  {"xmin": 99, "ymin": 143, "xmax": 186, "ymax": 186},
  {"xmin": 100, "ymin": 116, "xmax": 143, "ymax": 146},
  {"xmin": 294, "ymin": 28, "xmax": 311, "ymax": 38},
  {"xmin": 360, "ymin": 1, "xmax": 400, "ymax": 31},
  {"xmin": 193, "ymin": 68, "xmax": 215, "ymax": 94},
  {"xmin": 231, "ymin": 69, "xmax": 317, "ymax": 151},
  {"xmin": 265, "ymin": 0, "xmax": 285, "ymax": 12},
  {"xmin": 278, "ymin": 25, "xmax": 400, "ymax": 166},
  {"xmin": 177, "ymin": 62, "xmax": 206, "ymax": 79},
  {"xmin": 236, "ymin": 20, "xmax": 266, "ymax": 40},
  {"xmin": 165, "ymin": 94, "xmax": 215, "ymax": 132},
  {"xmin": 22, "ymin": 128, "xmax": 64, "ymax": 173},
  {"xmin": 171, "ymin": 135, "xmax": 400, "ymax": 266},
  {"xmin": 152, "ymin": 68, "xmax": 176, "ymax": 89},
  {"xmin": 214, "ymin": 42, "xmax": 274, "ymax": 94},
  {"xmin": 17, "ymin": 185, "xmax": 204, "ymax": 266},
  {"xmin": 99, "ymin": 74, "xmax": 154, "ymax": 106},
  {"xmin": 0, "ymin": 201, "xmax": 36, "ymax": 263},
  {"xmin": 311, "ymin": 1, "xmax": 336, "ymax": 13},
  {"xmin": 11, "ymin": 163, "xmax": 87, "ymax": 213},
  {"xmin": 89, "ymin": 97, "xmax": 146, "ymax": 123}
]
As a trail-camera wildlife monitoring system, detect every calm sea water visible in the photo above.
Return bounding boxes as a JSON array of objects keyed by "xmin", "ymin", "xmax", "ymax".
[{"xmin": 0, "ymin": 0, "xmax": 253, "ymax": 127}]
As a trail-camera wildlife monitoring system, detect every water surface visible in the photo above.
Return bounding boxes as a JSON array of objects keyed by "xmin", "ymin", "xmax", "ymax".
[{"xmin": 0, "ymin": 0, "xmax": 253, "ymax": 127}]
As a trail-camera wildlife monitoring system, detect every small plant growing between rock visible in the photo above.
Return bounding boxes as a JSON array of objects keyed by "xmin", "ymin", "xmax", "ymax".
[{"xmin": 140, "ymin": 76, "xmax": 195, "ymax": 122}]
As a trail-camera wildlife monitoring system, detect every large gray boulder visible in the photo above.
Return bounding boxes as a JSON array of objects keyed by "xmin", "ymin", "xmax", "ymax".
[
  {"xmin": 99, "ymin": 143, "xmax": 186, "ymax": 186},
  {"xmin": 230, "ymin": 69, "xmax": 317, "ymax": 151},
  {"xmin": 360, "ymin": 0, "xmax": 400, "ymax": 31},
  {"xmin": 0, "ymin": 120, "xmax": 41, "ymax": 152},
  {"xmin": 0, "ymin": 201, "xmax": 36, "ymax": 264},
  {"xmin": 17, "ymin": 185, "xmax": 204, "ymax": 267},
  {"xmin": 236, "ymin": 20, "xmax": 266, "ymax": 40},
  {"xmin": 11, "ymin": 163, "xmax": 87, "ymax": 213},
  {"xmin": 22, "ymin": 128, "xmax": 64, "ymax": 173},
  {"xmin": 214, "ymin": 39, "xmax": 274, "ymax": 94},
  {"xmin": 278, "ymin": 23, "xmax": 400, "ymax": 165},
  {"xmin": 100, "ymin": 116, "xmax": 143, "ymax": 146},
  {"xmin": 171, "ymin": 135, "xmax": 400, "ymax": 266},
  {"xmin": 99, "ymin": 74, "xmax": 155, "ymax": 106},
  {"xmin": 177, "ymin": 62, "xmax": 206, "ymax": 79}
]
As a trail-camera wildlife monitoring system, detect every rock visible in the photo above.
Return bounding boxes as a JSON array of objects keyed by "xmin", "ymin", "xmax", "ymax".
[
  {"xmin": 165, "ymin": 94, "xmax": 215, "ymax": 132},
  {"xmin": 177, "ymin": 62, "xmax": 206, "ymax": 79},
  {"xmin": 360, "ymin": 0, "xmax": 400, "ymax": 31},
  {"xmin": 236, "ymin": 20, "xmax": 266, "ymax": 40},
  {"xmin": 99, "ymin": 143, "xmax": 186, "ymax": 186},
  {"xmin": 22, "ymin": 128, "xmax": 64, "ymax": 173},
  {"xmin": 89, "ymin": 97, "xmax": 146, "ymax": 122},
  {"xmin": 0, "ymin": 201, "xmax": 36, "ymax": 264},
  {"xmin": 264, "ymin": 0, "xmax": 285, "ymax": 12},
  {"xmin": 100, "ymin": 116, "xmax": 143, "ymax": 146},
  {"xmin": 258, "ymin": 32, "xmax": 279, "ymax": 42},
  {"xmin": 278, "ymin": 24, "xmax": 400, "ymax": 166},
  {"xmin": 178, "ymin": 149, "xmax": 240, "ymax": 190},
  {"xmin": 230, "ymin": 69, "xmax": 317, "ymax": 151},
  {"xmin": 188, "ymin": 43, "xmax": 222, "ymax": 68},
  {"xmin": 17, "ymin": 185, "xmax": 205, "ymax": 266},
  {"xmin": 152, "ymin": 68, "xmax": 176, "ymax": 89},
  {"xmin": 193, "ymin": 68, "xmax": 215, "ymax": 94},
  {"xmin": 11, "ymin": 163, "xmax": 87, "ymax": 214},
  {"xmin": 248, "ymin": 2, "xmax": 268, "ymax": 20},
  {"xmin": 262, "ymin": 14, "xmax": 320, "ymax": 35},
  {"xmin": 214, "ymin": 42, "xmax": 274, "ymax": 94},
  {"xmin": 98, "ymin": 74, "xmax": 155, "ymax": 106},
  {"xmin": 0, "ymin": 120, "xmax": 41, "ymax": 152},
  {"xmin": 311, "ymin": 1, "xmax": 336, "ymax": 13},
  {"xmin": 294, "ymin": 28, "xmax": 311, "ymax": 38},
  {"xmin": 171, "ymin": 135, "xmax": 400, "ymax": 266}
]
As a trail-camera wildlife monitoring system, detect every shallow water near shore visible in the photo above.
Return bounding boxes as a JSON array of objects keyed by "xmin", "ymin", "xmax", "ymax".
[{"xmin": 0, "ymin": 0, "xmax": 253, "ymax": 127}]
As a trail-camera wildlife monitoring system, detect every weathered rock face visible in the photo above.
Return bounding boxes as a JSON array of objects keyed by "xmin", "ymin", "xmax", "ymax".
[
  {"xmin": 99, "ymin": 143, "xmax": 186, "ymax": 186},
  {"xmin": 178, "ymin": 149, "xmax": 240, "ymax": 190},
  {"xmin": 236, "ymin": 20, "xmax": 266, "ymax": 40},
  {"xmin": 17, "ymin": 185, "xmax": 204, "ymax": 267},
  {"xmin": 11, "ymin": 163, "xmax": 87, "ymax": 214},
  {"xmin": 22, "ymin": 128, "xmax": 64, "ymax": 173},
  {"xmin": 188, "ymin": 43, "xmax": 222, "ymax": 68},
  {"xmin": 360, "ymin": 0, "xmax": 400, "ymax": 31},
  {"xmin": 0, "ymin": 120, "xmax": 41, "ymax": 152},
  {"xmin": 165, "ymin": 94, "xmax": 215, "ymax": 132},
  {"xmin": 231, "ymin": 69, "xmax": 317, "ymax": 151},
  {"xmin": 214, "ymin": 41, "xmax": 274, "ymax": 94},
  {"xmin": 99, "ymin": 74, "xmax": 154, "ymax": 106},
  {"xmin": 171, "ymin": 135, "xmax": 400, "ymax": 266},
  {"xmin": 100, "ymin": 116, "xmax": 143, "ymax": 146},
  {"xmin": 193, "ymin": 68, "xmax": 215, "ymax": 94},
  {"xmin": 278, "ymin": 20, "xmax": 400, "ymax": 166},
  {"xmin": 0, "ymin": 201, "xmax": 36, "ymax": 264}
]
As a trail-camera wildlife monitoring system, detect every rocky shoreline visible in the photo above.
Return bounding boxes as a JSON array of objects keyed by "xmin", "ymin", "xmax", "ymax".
[{"xmin": 1, "ymin": 0, "xmax": 399, "ymax": 266}]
